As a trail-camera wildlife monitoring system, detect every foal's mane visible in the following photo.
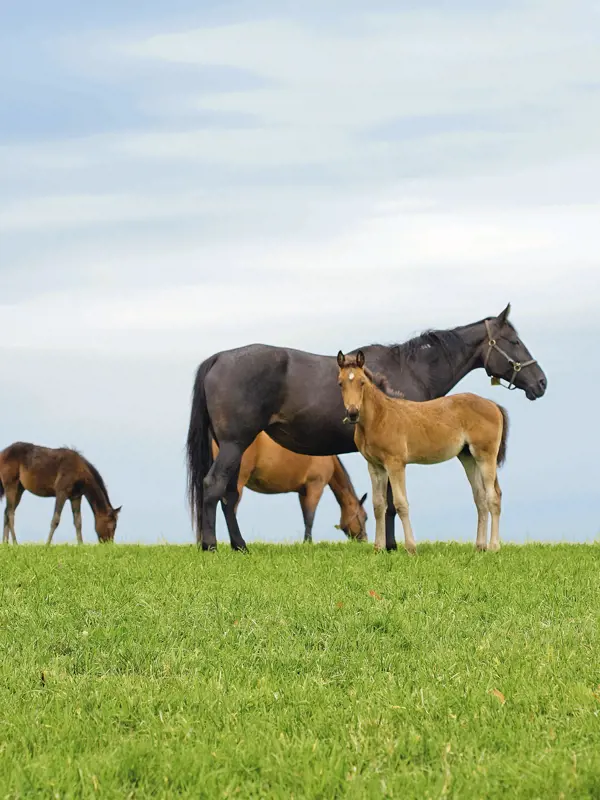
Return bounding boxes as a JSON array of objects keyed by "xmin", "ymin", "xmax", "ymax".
[
  {"xmin": 71, "ymin": 448, "xmax": 112, "ymax": 507},
  {"xmin": 343, "ymin": 358, "xmax": 404, "ymax": 399}
]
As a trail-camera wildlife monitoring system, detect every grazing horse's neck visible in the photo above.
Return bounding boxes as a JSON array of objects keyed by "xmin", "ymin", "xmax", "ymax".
[
  {"xmin": 328, "ymin": 457, "xmax": 360, "ymax": 511},
  {"xmin": 417, "ymin": 321, "xmax": 487, "ymax": 399}
]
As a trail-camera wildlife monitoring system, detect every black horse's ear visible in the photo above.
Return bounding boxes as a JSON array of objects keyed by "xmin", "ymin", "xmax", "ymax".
[
  {"xmin": 497, "ymin": 303, "xmax": 511, "ymax": 326},
  {"xmin": 359, "ymin": 493, "xmax": 367, "ymax": 506},
  {"xmin": 337, "ymin": 351, "xmax": 345, "ymax": 368},
  {"xmin": 356, "ymin": 350, "xmax": 365, "ymax": 368}
]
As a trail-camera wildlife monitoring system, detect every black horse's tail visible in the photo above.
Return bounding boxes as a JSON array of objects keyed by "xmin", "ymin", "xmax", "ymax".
[
  {"xmin": 496, "ymin": 404, "xmax": 510, "ymax": 467},
  {"xmin": 186, "ymin": 354, "xmax": 219, "ymax": 537}
]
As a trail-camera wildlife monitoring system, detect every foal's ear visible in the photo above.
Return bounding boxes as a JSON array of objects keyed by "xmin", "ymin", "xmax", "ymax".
[
  {"xmin": 356, "ymin": 350, "xmax": 365, "ymax": 368},
  {"xmin": 337, "ymin": 351, "xmax": 345, "ymax": 368},
  {"xmin": 359, "ymin": 493, "xmax": 368, "ymax": 506},
  {"xmin": 113, "ymin": 506, "xmax": 122, "ymax": 517},
  {"xmin": 497, "ymin": 303, "xmax": 511, "ymax": 326}
]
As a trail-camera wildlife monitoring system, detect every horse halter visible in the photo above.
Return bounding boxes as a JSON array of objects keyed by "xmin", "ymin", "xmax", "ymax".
[
  {"xmin": 484, "ymin": 319, "xmax": 537, "ymax": 391},
  {"xmin": 334, "ymin": 504, "xmax": 366, "ymax": 537}
]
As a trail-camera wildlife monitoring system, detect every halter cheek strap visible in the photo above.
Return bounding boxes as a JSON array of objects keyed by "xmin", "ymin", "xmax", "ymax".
[{"xmin": 484, "ymin": 319, "xmax": 537, "ymax": 391}]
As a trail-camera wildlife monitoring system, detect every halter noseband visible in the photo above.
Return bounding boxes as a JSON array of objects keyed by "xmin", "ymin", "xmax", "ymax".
[{"xmin": 484, "ymin": 319, "xmax": 537, "ymax": 391}]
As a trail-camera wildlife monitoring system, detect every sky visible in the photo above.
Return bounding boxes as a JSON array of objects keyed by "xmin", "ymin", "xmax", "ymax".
[{"xmin": 1, "ymin": 0, "xmax": 599, "ymax": 545}]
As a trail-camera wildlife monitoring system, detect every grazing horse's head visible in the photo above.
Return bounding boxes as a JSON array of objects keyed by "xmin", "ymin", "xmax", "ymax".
[
  {"xmin": 95, "ymin": 506, "xmax": 121, "ymax": 542},
  {"xmin": 337, "ymin": 350, "xmax": 369, "ymax": 424},
  {"xmin": 337, "ymin": 491, "xmax": 368, "ymax": 541},
  {"xmin": 482, "ymin": 304, "xmax": 547, "ymax": 400}
]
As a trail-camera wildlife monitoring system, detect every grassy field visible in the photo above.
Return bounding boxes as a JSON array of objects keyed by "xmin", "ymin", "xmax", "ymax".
[{"xmin": 1, "ymin": 543, "xmax": 600, "ymax": 799}]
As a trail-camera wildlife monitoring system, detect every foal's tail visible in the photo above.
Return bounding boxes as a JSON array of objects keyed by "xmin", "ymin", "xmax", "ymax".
[
  {"xmin": 186, "ymin": 354, "xmax": 219, "ymax": 536},
  {"xmin": 496, "ymin": 404, "xmax": 510, "ymax": 467}
]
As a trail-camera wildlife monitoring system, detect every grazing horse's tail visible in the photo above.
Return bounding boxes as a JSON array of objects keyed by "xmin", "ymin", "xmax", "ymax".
[
  {"xmin": 496, "ymin": 404, "xmax": 510, "ymax": 467},
  {"xmin": 186, "ymin": 354, "xmax": 219, "ymax": 537},
  {"xmin": 0, "ymin": 479, "xmax": 4, "ymax": 501}
]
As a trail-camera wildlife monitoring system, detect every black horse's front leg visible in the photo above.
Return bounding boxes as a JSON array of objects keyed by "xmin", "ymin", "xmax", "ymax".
[{"xmin": 385, "ymin": 481, "xmax": 398, "ymax": 551}]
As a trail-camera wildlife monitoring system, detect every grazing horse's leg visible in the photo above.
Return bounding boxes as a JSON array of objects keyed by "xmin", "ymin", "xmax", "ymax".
[
  {"xmin": 71, "ymin": 497, "xmax": 83, "ymax": 545},
  {"xmin": 202, "ymin": 442, "xmax": 247, "ymax": 551},
  {"xmin": 387, "ymin": 464, "xmax": 417, "ymax": 555},
  {"xmin": 368, "ymin": 463, "xmax": 389, "ymax": 551},
  {"xmin": 46, "ymin": 494, "xmax": 68, "ymax": 546},
  {"xmin": 299, "ymin": 480, "xmax": 325, "ymax": 543},
  {"xmin": 4, "ymin": 483, "xmax": 23, "ymax": 544},
  {"xmin": 384, "ymin": 482, "xmax": 398, "ymax": 551},
  {"xmin": 458, "ymin": 452, "xmax": 489, "ymax": 551}
]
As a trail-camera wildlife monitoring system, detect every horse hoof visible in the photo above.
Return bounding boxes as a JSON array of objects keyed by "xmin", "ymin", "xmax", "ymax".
[
  {"xmin": 476, "ymin": 544, "xmax": 488, "ymax": 552},
  {"xmin": 488, "ymin": 543, "xmax": 500, "ymax": 552},
  {"xmin": 201, "ymin": 543, "xmax": 217, "ymax": 552},
  {"xmin": 405, "ymin": 547, "xmax": 417, "ymax": 556}
]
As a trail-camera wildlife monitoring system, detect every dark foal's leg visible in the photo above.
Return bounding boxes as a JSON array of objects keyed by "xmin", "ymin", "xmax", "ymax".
[
  {"xmin": 4, "ymin": 483, "xmax": 24, "ymax": 544},
  {"xmin": 201, "ymin": 442, "xmax": 247, "ymax": 552},
  {"xmin": 46, "ymin": 493, "xmax": 68, "ymax": 546},
  {"xmin": 385, "ymin": 481, "xmax": 398, "ymax": 551}
]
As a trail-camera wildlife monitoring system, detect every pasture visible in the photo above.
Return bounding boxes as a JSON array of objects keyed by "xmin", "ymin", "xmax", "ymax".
[{"xmin": 1, "ymin": 543, "xmax": 599, "ymax": 798}]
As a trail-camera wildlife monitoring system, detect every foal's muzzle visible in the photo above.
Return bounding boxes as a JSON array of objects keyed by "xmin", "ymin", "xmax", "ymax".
[{"xmin": 344, "ymin": 406, "xmax": 360, "ymax": 424}]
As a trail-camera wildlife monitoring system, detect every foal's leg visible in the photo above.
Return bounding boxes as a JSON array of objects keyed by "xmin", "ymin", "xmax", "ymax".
[
  {"xmin": 203, "ymin": 442, "xmax": 247, "ymax": 551},
  {"xmin": 46, "ymin": 494, "xmax": 68, "ymax": 546},
  {"xmin": 367, "ymin": 463, "xmax": 389, "ymax": 551},
  {"xmin": 458, "ymin": 452, "xmax": 489, "ymax": 551},
  {"xmin": 299, "ymin": 480, "xmax": 325, "ymax": 543},
  {"xmin": 475, "ymin": 456, "xmax": 502, "ymax": 552},
  {"xmin": 4, "ymin": 484, "xmax": 24, "ymax": 544},
  {"xmin": 387, "ymin": 464, "xmax": 417, "ymax": 555},
  {"xmin": 71, "ymin": 497, "xmax": 83, "ymax": 544}
]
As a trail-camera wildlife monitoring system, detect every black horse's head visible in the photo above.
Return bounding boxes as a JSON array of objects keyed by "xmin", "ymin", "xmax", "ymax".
[{"xmin": 483, "ymin": 304, "xmax": 547, "ymax": 401}]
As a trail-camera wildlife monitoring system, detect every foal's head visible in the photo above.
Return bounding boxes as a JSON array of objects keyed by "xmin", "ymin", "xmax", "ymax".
[
  {"xmin": 95, "ymin": 506, "xmax": 121, "ymax": 542},
  {"xmin": 337, "ymin": 350, "xmax": 369, "ymax": 424}
]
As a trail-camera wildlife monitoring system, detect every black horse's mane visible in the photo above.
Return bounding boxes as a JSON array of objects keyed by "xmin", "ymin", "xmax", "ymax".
[{"xmin": 385, "ymin": 326, "xmax": 468, "ymax": 365}]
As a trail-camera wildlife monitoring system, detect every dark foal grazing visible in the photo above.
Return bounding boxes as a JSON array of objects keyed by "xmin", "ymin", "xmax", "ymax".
[
  {"xmin": 187, "ymin": 304, "xmax": 547, "ymax": 552},
  {"xmin": 212, "ymin": 432, "xmax": 367, "ymax": 543},
  {"xmin": 0, "ymin": 442, "xmax": 121, "ymax": 544}
]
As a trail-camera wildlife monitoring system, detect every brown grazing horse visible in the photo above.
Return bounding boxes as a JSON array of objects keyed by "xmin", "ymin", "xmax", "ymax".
[
  {"xmin": 336, "ymin": 351, "xmax": 508, "ymax": 554},
  {"xmin": 0, "ymin": 442, "xmax": 121, "ymax": 545},
  {"xmin": 212, "ymin": 432, "xmax": 368, "ymax": 543}
]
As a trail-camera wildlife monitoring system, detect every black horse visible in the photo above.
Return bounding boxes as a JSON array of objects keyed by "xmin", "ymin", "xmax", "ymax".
[{"xmin": 187, "ymin": 304, "xmax": 547, "ymax": 551}]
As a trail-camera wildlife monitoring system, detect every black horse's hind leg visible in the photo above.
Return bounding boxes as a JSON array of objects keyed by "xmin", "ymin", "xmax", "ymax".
[
  {"xmin": 202, "ymin": 442, "xmax": 247, "ymax": 552},
  {"xmin": 220, "ymin": 476, "xmax": 248, "ymax": 553},
  {"xmin": 385, "ymin": 481, "xmax": 398, "ymax": 551}
]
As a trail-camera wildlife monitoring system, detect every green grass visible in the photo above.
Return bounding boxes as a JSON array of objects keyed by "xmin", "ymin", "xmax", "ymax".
[{"xmin": 1, "ymin": 543, "xmax": 600, "ymax": 798}]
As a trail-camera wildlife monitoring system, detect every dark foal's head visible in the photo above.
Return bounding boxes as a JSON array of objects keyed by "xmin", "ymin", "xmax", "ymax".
[
  {"xmin": 483, "ymin": 304, "xmax": 547, "ymax": 400},
  {"xmin": 95, "ymin": 506, "xmax": 121, "ymax": 542}
]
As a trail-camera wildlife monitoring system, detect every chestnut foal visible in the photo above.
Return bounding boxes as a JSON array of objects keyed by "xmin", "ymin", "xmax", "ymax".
[
  {"xmin": 212, "ymin": 432, "xmax": 367, "ymax": 543},
  {"xmin": 0, "ymin": 442, "xmax": 121, "ymax": 545},
  {"xmin": 336, "ymin": 351, "xmax": 508, "ymax": 553}
]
